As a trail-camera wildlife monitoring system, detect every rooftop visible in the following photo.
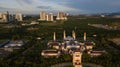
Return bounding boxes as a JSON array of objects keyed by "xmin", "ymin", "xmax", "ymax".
[
  {"xmin": 84, "ymin": 42, "xmax": 95, "ymax": 45},
  {"xmin": 49, "ymin": 42, "xmax": 60, "ymax": 46},
  {"xmin": 42, "ymin": 50, "xmax": 59, "ymax": 54}
]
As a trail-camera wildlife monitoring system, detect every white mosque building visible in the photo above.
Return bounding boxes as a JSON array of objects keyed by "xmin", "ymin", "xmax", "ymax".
[
  {"xmin": 41, "ymin": 30, "xmax": 103, "ymax": 67},
  {"xmin": 41, "ymin": 30, "xmax": 95, "ymax": 56}
]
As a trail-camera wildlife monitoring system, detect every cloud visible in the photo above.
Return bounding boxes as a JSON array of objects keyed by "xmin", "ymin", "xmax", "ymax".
[
  {"xmin": 62, "ymin": 0, "xmax": 120, "ymax": 13},
  {"xmin": 37, "ymin": 0, "xmax": 82, "ymax": 13},
  {"xmin": 0, "ymin": 6, "xmax": 15, "ymax": 11},
  {"xmin": 16, "ymin": 0, "xmax": 33, "ymax": 4},
  {"xmin": 13, "ymin": 0, "xmax": 83, "ymax": 14},
  {"xmin": 1, "ymin": 0, "xmax": 120, "ymax": 14},
  {"xmin": 37, "ymin": 6, "xmax": 52, "ymax": 9}
]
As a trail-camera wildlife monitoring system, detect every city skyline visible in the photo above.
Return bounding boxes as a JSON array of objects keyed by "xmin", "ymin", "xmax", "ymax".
[{"xmin": 0, "ymin": 0, "xmax": 120, "ymax": 15}]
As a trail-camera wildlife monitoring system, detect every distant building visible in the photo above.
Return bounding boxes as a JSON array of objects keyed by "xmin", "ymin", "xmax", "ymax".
[
  {"xmin": 0, "ymin": 13, "xmax": 3, "ymax": 19},
  {"xmin": 9, "ymin": 14, "xmax": 14, "ymax": 21},
  {"xmin": 40, "ymin": 11, "xmax": 46, "ymax": 21},
  {"xmin": 15, "ymin": 13, "xmax": 23, "ymax": 21},
  {"xmin": 56, "ymin": 12, "xmax": 67, "ymax": 20},
  {"xmin": 0, "ymin": 11, "xmax": 10, "ymax": 22},
  {"xmin": 73, "ymin": 50, "xmax": 82, "ymax": 67},
  {"xmin": 101, "ymin": 15, "xmax": 105, "ymax": 17},
  {"xmin": 41, "ymin": 49, "xmax": 61, "ymax": 58},
  {"xmin": 30, "ymin": 21, "xmax": 39, "ymax": 25},
  {"xmin": 4, "ymin": 40, "xmax": 24, "ymax": 48},
  {"xmin": 6, "ymin": 11, "xmax": 9, "ymax": 21},
  {"xmin": 88, "ymin": 50, "xmax": 106, "ymax": 57},
  {"xmin": 2, "ymin": 14, "xmax": 8, "ymax": 22},
  {"xmin": 112, "ymin": 15, "xmax": 120, "ymax": 18},
  {"xmin": 46, "ymin": 13, "xmax": 54, "ymax": 21},
  {"xmin": 38, "ymin": 11, "xmax": 67, "ymax": 21},
  {"xmin": 3, "ymin": 40, "xmax": 25, "ymax": 52}
]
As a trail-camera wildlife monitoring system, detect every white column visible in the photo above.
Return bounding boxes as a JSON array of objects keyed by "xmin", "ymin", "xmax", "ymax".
[
  {"xmin": 63, "ymin": 30, "xmax": 66, "ymax": 39},
  {"xmin": 72, "ymin": 30, "xmax": 76, "ymax": 40},
  {"xmin": 84, "ymin": 32, "xmax": 86, "ymax": 41},
  {"xmin": 53, "ymin": 32, "xmax": 56, "ymax": 41},
  {"xmin": 50, "ymin": 13, "xmax": 53, "ymax": 21},
  {"xmin": 46, "ymin": 15, "xmax": 48, "ymax": 21}
]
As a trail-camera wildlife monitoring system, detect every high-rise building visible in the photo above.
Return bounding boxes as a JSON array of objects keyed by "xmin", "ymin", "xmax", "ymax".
[
  {"xmin": 9, "ymin": 14, "xmax": 14, "ymax": 21},
  {"xmin": 56, "ymin": 12, "xmax": 62, "ymax": 20},
  {"xmin": 0, "ymin": 13, "xmax": 3, "ymax": 19},
  {"xmin": 63, "ymin": 13, "xmax": 67, "ymax": 20},
  {"xmin": 46, "ymin": 13, "xmax": 54, "ymax": 21},
  {"xmin": 0, "ymin": 11, "xmax": 10, "ymax": 22},
  {"xmin": 40, "ymin": 11, "xmax": 46, "ymax": 21},
  {"xmin": 0, "ymin": 11, "xmax": 14, "ymax": 23},
  {"xmin": 56, "ymin": 12, "xmax": 67, "ymax": 20},
  {"xmin": 15, "ymin": 13, "xmax": 23, "ymax": 21},
  {"xmin": 2, "ymin": 14, "xmax": 8, "ymax": 22},
  {"xmin": 6, "ymin": 11, "xmax": 9, "ymax": 21}
]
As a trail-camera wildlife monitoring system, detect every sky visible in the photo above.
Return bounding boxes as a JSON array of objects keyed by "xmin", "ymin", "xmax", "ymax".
[{"xmin": 0, "ymin": 0, "xmax": 120, "ymax": 15}]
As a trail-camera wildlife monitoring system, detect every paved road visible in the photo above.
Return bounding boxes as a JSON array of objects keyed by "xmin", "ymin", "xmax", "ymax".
[
  {"xmin": 22, "ymin": 45, "xmax": 34, "ymax": 55},
  {"xmin": 51, "ymin": 62, "xmax": 72, "ymax": 67},
  {"xmin": 51, "ymin": 62, "xmax": 103, "ymax": 67}
]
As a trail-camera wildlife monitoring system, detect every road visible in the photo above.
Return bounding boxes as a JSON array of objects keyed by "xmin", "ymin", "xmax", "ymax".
[{"xmin": 51, "ymin": 62, "xmax": 103, "ymax": 67}]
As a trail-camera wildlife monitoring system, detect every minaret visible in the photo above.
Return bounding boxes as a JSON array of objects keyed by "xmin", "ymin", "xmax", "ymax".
[
  {"xmin": 63, "ymin": 30, "xmax": 66, "ymax": 39},
  {"xmin": 53, "ymin": 32, "xmax": 56, "ymax": 41},
  {"xmin": 72, "ymin": 30, "xmax": 76, "ymax": 40},
  {"xmin": 84, "ymin": 32, "xmax": 86, "ymax": 41}
]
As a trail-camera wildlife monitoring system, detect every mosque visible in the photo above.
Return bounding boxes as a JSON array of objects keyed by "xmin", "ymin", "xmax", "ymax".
[{"xmin": 41, "ymin": 30, "xmax": 105, "ymax": 67}]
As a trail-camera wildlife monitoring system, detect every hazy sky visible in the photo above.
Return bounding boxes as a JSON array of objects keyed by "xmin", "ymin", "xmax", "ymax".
[{"xmin": 0, "ymin": 0, "xmax": 120, "ymax": 14}]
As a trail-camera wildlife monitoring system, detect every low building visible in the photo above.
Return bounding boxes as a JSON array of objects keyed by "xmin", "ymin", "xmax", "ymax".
[
  {"xmin": 73, "ymin": 50, "xmax": 82, "ymax": 67},
  {"xmin": 79, "ymin": 45, "xmax": 86, "ymax": 52},
  {"xmin": 41, "ymin": 49, "xmax": 61, "ymax": 58},
  {"xmin": 4, "ymin": 40, "xmax": 24, "ymax": 47},
  {"xmin": 4, "ymin": 47, "xmax": 13, "ymax": 52},
  {"xmin": 47, "ymin": 42, "xmax": 61, "ymax": 49},
  {"xmin": 112, "ymin": 15, "xmax": 120, "ymax": 18},
  {"xmin": 30, "ymin": 21, "xmax": 39, "ymax": 25},
  {"xmin": 3, "ymin": 40, "xmax": 24, "ymax": 52},
  {"xmin": 65, "ymin": 40, "xmax": 80, "ymax": 49},
  {"xmin": 88, "ymin": 50, "xmax": 106, "ymax": 57},
  {"xmin": 85, "ymin": 42, "xmax": 95, "ymax": 50}
]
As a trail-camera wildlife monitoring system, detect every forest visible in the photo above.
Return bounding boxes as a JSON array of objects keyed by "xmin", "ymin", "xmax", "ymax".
[{"xmin": 0, "ymin": 17, "xmax": 120, "ymax": 67}]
